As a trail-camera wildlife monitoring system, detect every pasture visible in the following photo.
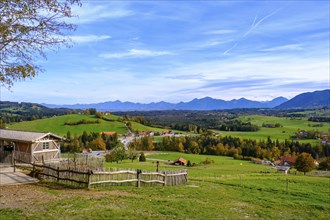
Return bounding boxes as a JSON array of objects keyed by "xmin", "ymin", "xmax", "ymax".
[
  {"xmin": 1, "ymin": 152, "xmax": 329, "ymax": 219},
  {"xmin": 7, "ymin": 114, "xmax": 128, "ymax": 136},
  {"xmin": 217, "ymin": 115, "xmax": 330, "ymax": 142}
]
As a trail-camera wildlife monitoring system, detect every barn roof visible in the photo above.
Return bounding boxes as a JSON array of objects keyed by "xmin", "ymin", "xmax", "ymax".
[
  {"xmin": 0, "ymin": 129, "xmax": 64, "ymax": 143},
  {"xmin": 173, "ymin": 157, "xmax": 187, "ymax": 164}
]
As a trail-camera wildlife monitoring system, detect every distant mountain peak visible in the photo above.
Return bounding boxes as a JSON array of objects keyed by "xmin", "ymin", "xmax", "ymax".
[
  {"xmin": 42, "ymin": 95, "xmax": 289, "ymax": 111},
  {"xmin": 276, "ymin": 89, "xmax": 329, "ymax": 109}
]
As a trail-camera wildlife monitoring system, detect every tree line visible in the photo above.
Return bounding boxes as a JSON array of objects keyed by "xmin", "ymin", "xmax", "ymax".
[{"xmin": 129, "ymin": 134, "xmax": 329, "ymax": 161}]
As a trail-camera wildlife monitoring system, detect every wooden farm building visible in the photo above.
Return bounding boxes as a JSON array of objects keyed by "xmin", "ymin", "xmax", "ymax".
[
  {"xmin": 0, "ymin": 129, "xmax": 64, "ymax": 163},
  {"xmin": 172, "ymin": 157, "xmax": 187, "ymax": 166}
]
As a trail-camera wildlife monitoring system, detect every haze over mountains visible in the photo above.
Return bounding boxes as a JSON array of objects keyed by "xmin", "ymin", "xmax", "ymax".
[{"xmin": 40, "ymin": 89, "xmax": 329, "ymax": 111}]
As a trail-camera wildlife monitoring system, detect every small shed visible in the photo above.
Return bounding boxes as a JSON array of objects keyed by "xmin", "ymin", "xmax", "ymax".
[
  {"xmin": 0, "ymin": 129, "xmax": 64, "ymax": 163},
  {"xmin": 172, "ymin": 157, "xmax": 187, "ymax": 166}
]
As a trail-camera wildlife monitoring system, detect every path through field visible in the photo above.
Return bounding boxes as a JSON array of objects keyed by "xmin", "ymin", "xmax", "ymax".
[{"xmin": 0, "ymin": 165, "xmax": 38, "ymax": 186}]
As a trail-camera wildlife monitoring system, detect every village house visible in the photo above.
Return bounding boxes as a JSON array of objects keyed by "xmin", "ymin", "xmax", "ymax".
[
  {"xmin": 0, "ymin": 129, "xmax": 64, "ymax": 163},
  {"xmin": 100, "ymin": 131, "xmax": 117, "ymax": 136},
  {"xmin": 279, "ymin": 156, "xmax": 296, "ymax": 166}
]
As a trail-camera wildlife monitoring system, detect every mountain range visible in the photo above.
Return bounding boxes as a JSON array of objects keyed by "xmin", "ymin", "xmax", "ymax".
[
  {"xmin": 43, "ymin": 96, "xmax": 288, "ymax": 111},
  {"xmin": 42, "ymin": 89, "xmax": 330, "ymax": 111}
]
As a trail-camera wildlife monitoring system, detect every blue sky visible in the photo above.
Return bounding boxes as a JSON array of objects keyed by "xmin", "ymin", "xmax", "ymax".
[{"xmin": 1, "ymin": 0, "xmax": 329, "ymax": 104}]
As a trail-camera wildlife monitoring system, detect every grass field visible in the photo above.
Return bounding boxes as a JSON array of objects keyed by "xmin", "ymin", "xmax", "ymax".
[
  {"xmin": 216, "ymin": 115, "xmax": 330, "ymax": 142},
  {"xmin": 7, "ymin": 113, "xmax": 330, "ymax": 144},
  {"xmin": 7, "ymin": 114, "xmax": 188, "ymax": 137},
  {"xmin": 7, "ymin": 114, "xmax": 128, "ymax": 136},
  {"xmin": 1, "ymin": 152, "xmax": 329, "ymax": 219}
]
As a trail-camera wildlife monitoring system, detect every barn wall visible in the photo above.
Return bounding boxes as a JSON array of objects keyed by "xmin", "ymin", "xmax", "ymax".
[
  {"xmin": 32, "ymin": 140, "xmax": 61, "ymax": 163},
  {"xmin": 15, "ymin": 142, "xmax": 32, "ymax": 163}
]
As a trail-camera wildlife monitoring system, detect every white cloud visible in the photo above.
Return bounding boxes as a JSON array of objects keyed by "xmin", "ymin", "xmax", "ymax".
[
  {"xmin": 261, "ymin": 44, "xmax": 303, "ymax": 52},
  {"xmin": 70, "ymin": 35, "xmax": 111, "ymax": 43},
  {"xmin": 100, "ymin": 49, "xmax": 173, "ymax": 59}
]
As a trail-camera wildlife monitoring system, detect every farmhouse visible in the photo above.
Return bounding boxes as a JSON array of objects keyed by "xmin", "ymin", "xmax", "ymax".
[
  {"xmin": 280, "ymin": 156, "xmax": 296, "ymax": 166},
  {"xmin": 0, "ymin": 129, "xmax": 64, "ymax": 163}
]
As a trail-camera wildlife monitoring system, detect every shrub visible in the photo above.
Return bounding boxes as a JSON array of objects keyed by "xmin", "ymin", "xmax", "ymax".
[
  {"xmin": 233, "ymin": 154, "xmax": 243, "ymax": 160},
  {"xmin": 139, "ymin": 152, "xmax": 146, "ymax": 162},
  {"xmin": 201, "ymin": 157, "xmax": 214, "ymax": 165},
  {"xmin": 318, "ymin": 156, "xmax": 330, "ymax": 170}
]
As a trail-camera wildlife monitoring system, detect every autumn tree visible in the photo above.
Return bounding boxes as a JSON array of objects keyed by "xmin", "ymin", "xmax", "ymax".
[
  {"xmin": 0, "ymin": 0, "xmax": 81, "ymax": 87},
  {"xmin": 89, "ymin": 137, "xmax": 106, "ymax": 151},
  {"xmin": 295, "ymin": 153, "xmax": 315, "ymax": 175}
]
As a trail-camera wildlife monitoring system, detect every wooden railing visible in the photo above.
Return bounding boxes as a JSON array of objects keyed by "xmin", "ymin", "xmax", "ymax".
[{"xmin": 14, "ymin": 159, "xmax": 188, "ymax": 188}]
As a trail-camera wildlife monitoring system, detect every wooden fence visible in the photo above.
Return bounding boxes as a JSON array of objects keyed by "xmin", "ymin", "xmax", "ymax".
[
  {"xmin": 59, "ymin": 153, "xmax": 104, "ymax": 171},
  {"xmin": 14, "ymin": 159, "xmax": 188, "ymax": 188}
]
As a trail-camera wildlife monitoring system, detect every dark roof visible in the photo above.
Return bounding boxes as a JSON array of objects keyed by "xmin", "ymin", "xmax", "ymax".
[{"xmin": 0, "ymin": 129, "xmax": 64, "ymax": 142}]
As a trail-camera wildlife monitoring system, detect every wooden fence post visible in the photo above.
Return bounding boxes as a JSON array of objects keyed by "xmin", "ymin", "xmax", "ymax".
[
  {"xmin": 32, "ymin": 162, "xmax": 35, "ymax": 178},
  {"xmin": 57, "ymin": 167, "xmax": 60, "ymax": 182},
  {"xmin": 136, "ymin": 169, "xmax": 141, "ymax": 188},
  {"xmin": 87, "ymin": 169, "xmax": 93, "ymax": 189},
  {"xmin": 163, "ymin": 171, "xmax": 167, "ymax": 186}
]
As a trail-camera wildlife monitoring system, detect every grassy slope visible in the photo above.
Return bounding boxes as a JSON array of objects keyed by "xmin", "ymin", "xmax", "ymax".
[
  {"xmin": 216, "ymin": 115, "xmax": 330, "ymax": 142},
  {"xmin": 8, "ymin": 114, "xmax": 128, "ymax": 136},
  {"xmin": 8, "ymin": 114, "xmax": 187, "ymax": 137},
  {"xmin": 2, "ymin": 152, "xmax": 329, "ymax": 219}
]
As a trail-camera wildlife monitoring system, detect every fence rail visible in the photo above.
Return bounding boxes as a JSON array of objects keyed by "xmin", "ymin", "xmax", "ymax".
[{"xmin": 14, "ymin": 159, "xmax": 188, "ymax": 188}]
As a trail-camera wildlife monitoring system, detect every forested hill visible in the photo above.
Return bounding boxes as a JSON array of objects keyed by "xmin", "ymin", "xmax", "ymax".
[
  {"xmin": 276, "ymin": 89, "xmax": 330, "ymax": 109},
  {"xmin": 0, "ymin": 101, "xmax": 76, "ymax": 123}
]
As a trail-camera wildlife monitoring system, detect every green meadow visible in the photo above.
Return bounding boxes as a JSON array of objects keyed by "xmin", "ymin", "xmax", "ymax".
[
  {"xmin": 7, "ymin": 113, "xmax": 329, "ymax": 145},
  {"xmin": 2, "ymin": 152, "xmax": 329, "ymax": 219},
  {"xmin": 216, "ymin": 115, "xmax": 330, "ymax": 142},
  {"xmin": 7, "ymin": 114, "xmax": 128, "ymax": 136}
]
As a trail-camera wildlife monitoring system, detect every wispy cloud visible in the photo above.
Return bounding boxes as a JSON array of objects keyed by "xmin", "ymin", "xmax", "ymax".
[
  {"xmin": 100, "ymin": 49, "xmax": 173, "ymax": 59},
  {"xmin": 166, "ymin": 73, "xmax": 205, "ymax": 80},
  {"xmin": 70, "ymin": 35, "xmax": 111, "ymax": 43},
  {"xmin": 71, "ymin": 3, "xmax": 134, "ymax": 24},
  {"xmin": 204, "ymin": 29, "xmax": 236, "ymax": 35},
  {"xmin": 261, "ymin": 44, "xmax": 303, "ymax": 52},
  {"xmin": 224, "ymin": 9, "xmax": 281, "ymax": 55}
]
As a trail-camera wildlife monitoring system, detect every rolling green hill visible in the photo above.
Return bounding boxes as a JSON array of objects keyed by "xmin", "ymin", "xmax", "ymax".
[
  {"xmin": 6, "ymin": 114, "xmax": 177, "ymax": 136},
  {"xmin": 7, "ymin": 114, "xmax": 128, "ymax": 136}
]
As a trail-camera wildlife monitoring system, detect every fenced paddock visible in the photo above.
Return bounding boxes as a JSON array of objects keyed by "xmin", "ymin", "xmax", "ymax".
[
  {"xmin": 14, "ymin": 159, "xmax": 188, "ymax": 188},
  {"xmin": 59, "ymin": 153, "xmax": 104, "ymax": 171}
]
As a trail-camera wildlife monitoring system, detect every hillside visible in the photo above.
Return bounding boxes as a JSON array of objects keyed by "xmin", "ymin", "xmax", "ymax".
[
  {"xmin": 7, "ymin": 114, "xmax": 127, "ymax": 136},
  {"xmin": 277, "ymin": 89, "xmax": 330, "ymax": 109},
  {"xmin": 2, "ymin": 152, "xmax": 329, "ymax": 219},
  {"xmin": 0, "ymin": 101, "xmax": 75, "ymax": 123},
  {"xmin": 7, "ymin": 114, "xmax": 167, "ymax": 136}
]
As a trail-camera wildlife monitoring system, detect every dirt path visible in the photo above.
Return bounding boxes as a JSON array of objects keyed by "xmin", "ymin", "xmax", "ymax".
[
  {"xmin": 0, "ymin": 166, "xmax": 39, "ymax": 186},
  {"xmin": 0, "ymin": 183, "xmax": 137, "ymax": 210}
]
